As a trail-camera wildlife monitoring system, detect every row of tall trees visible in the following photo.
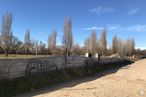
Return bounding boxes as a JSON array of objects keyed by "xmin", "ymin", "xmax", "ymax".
[
  {"xmin": 0, "ymin": 12, "xmax": 73, "ymax": 57},
  {"xmin": 0, "ymin": 12, "xmax": 136, "ymax": 57},
  {"xmin": 84, "ymin": 29, "xmax": 135, "ymax": 56},
  {"xmin": 0, "ymin": 12, "xmax": 20, "ymax": 56},
  {"xmin": 84, "ymin": 29, "xmax": 107, "ymax": 56},
  {"xmin": 48, "ymin": 30, "xmax": 57, "ymax": 54},
  {"xmin": 62, "ymin": 17, "xmax": 73, "ymax": 56},
  {"xmin": 112, "ymin": 35, "xmax": 135, "ymax": 56}
]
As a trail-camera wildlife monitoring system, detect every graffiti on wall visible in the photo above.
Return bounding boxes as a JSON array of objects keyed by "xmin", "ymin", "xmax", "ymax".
[
  {"xmin": 0, "ymin": 61, "xmax": 13, "ymax": 79},
  {"xmin": 25, "ymin": 59, "xmax": 57, "ymax": 75}
]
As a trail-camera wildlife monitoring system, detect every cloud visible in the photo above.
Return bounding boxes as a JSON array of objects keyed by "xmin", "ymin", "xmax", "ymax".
[
  {"xmin": 108, "ymin": 24, "xmax": 146, "ymax": 32},
  {"xmin": 80, "ymin": 24, "xmax": 122, "ymax": 31},
  {"xmin": 80, "ymin": 24, "xmax": 146, "ymax": 32},
  {"xmin": 107, "ymin": 24, "xmax": 123, "ymax": 31},
  {"xmin": 89, "ymin": 6, "xmax": 114, "ymax": 15},
  {"xmin": 81, "ymin": 26, "xmax": 103, "ymax": 31},
  {"xmin": 126, "ymin": 25, "xmax": 146, "ymax": 32},
  {"xmin": 128, "ymin": 8, "xmax": 140, "ymax": 15}
]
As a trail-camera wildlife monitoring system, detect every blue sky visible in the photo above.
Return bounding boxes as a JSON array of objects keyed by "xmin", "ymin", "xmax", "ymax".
[{"xmin": 0, "ymin": 0, "xmax": 146, "ymax": 49}]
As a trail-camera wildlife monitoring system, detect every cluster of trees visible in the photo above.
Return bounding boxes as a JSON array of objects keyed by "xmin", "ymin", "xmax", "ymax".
[
  {"xmin": 112, "ymin": 35, "xmax": 135, "ymax": 56},
  {"xmin": 0, "ymin": 12, "xmax": 19, "ymax": 56},
  {"xmin": 0, "ymin": 12, "xmax": 74, "ymax": 57},
  {"xmin": 86, "ymin": 29, "xmax": 107, "ymax": 56},
  {"xmin": 84, "ymin": 29, "xmax": 135, "ymax": 56},
  {"xmin": 0, "ymin": 12, "xmax": 137, "ymax": 57}
]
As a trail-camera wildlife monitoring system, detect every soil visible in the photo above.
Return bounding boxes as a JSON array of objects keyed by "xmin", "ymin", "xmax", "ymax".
[{"xmin": 15, "ymin": 59, "xmax": 146, "ymax": 97}]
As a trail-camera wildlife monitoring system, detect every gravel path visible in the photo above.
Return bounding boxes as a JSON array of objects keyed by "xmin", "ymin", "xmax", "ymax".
[{"xmin": 15, "ymin": 59, "xmax": 146, "ymax": 97}]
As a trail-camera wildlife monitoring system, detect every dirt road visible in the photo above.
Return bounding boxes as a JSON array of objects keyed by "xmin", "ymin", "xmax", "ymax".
[{"xmin": 15, "ymin": 59, "xmax": 146, "ymax": 97}]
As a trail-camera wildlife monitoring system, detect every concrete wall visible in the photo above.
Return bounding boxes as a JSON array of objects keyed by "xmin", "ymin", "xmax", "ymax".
[{"xmin": 0, "ymin": 56, "xmax": 123, "ymax": 80}]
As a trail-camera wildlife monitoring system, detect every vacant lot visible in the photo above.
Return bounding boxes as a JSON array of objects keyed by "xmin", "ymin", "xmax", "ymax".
[{"xmin": 15, "ymin": 59, "xmax": 146, "ymax": 97}]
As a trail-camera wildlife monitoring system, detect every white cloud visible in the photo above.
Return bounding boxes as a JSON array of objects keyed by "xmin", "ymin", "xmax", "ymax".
[
  {"xmin": 108, "ymin": 24, "xmax": 146, "ymax": 32},
  {"xmin": 89, "ymin": 6, "xmax": 114, "ymax": 15},
  {"xmin": 81, "ymin": 24, "xmax": 146, "ymax": 32},
  {"xmin": 128, "ymin": 8, "xmax": 140, "ymax": 15},
  {"xmin": 81, "ymin": 24, "xmax": 122, "ymax": 31},
  {"xmin": 126, "ymin": 25, "xmax": 146, "ymax": 32},
  {"xmin": 107, "ymin": 24, "xmax": 123, "ymax": 30},
  {"xmin": 81, "ymin": 26, "xmax": 103, "ymax": 31}
]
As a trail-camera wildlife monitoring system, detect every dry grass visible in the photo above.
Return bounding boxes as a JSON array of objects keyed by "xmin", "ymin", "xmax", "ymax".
[{"xmin": 0, "ymin": 54, "xmax": 49, "ymax": 59}]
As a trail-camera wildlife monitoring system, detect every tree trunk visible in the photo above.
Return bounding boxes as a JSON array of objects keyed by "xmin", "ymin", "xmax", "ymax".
[
  {"xmin": 67, "ymin": 51, "xmax": 70, "ymax": 56},
  {"xmin": 35, "ymin": 47, "xmax": 38, "ymax": 56},
  {"xmin": 64, "ymin": 55, "xmax": 67, "ymax": 70},
  {"xmin": 5, "ymin": 51, "xmax": 8, "ymax": 57},
  {"xmin": 25, "ymin": 48, "xmax": 27, "ymax": 55}
]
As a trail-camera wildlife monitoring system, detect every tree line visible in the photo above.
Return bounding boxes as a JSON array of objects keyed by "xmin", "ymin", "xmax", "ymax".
[
  {"xmin": 84, "ymin": 29, "xmax": 135, "ymax": 56},
  {"xmin": 0, "ymin": 12, "xmax": 137, "ymax": 57}
]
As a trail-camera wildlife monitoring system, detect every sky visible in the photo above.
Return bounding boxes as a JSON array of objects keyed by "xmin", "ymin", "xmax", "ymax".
[{"xmin": 0, "ymin": 0, "xmax": 146, "ymax": 49}]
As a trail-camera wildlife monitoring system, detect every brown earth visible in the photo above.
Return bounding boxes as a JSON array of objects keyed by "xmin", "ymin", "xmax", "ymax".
[{"xmin": 15, "ymin": 59, "xmax": 146, "ymax": 97}]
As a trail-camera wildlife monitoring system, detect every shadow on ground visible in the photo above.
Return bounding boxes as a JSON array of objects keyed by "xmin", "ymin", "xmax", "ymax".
[{"xmin": 14, "ymin": 63, "xmax": 133, "ymax": 97}]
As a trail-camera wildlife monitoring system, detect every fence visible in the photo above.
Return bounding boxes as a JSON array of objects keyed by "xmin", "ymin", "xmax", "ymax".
[{"xmin": 0, "ymin": 56, "xmax": 125, "ymax": 80}]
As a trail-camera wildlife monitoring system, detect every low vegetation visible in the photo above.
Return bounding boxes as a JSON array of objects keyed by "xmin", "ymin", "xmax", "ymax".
[{"xmin": 0, "ymin": 54, "xmax": 50, "ymax": 59}]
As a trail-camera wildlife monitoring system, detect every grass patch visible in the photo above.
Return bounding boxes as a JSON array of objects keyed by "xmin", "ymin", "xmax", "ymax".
[{"xmin": 0, "ymin": 54, "xmax": 50, "ymax": 59}]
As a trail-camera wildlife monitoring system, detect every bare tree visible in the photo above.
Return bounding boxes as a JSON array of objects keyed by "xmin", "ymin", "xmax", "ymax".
[
  {"xmin": 62, "ymin": 17, "xmax": 73, "ymax": 56},
  {"xmin": 112, "ymin": 35, "xmax": 118, "ymax": 54},
  {"xmin": 48, "ymin": 30, "xmax": 57, "ymax": 54},
  {"xmin": 51, "ymin": 31, "xmax": 57, "ymax": 48},
  {"xmin": 131, "ymin": 39, "xmax": 135, "ymax": 55},
  {"xmin": 29, "ymin": 40, "xmax": 46, "ymax": 55},
  {"xmin": 11, "ymin": 37, "xmax": 22, "ymax": 54},
  {"xmin": 100, "ymin": 29, "xmax": 107, "ymax": 56},
  {"xmin": 34, "ymin": 40, "xmax": 38, "ymax": 55},
  {"xmin": 72, "ymin": 43, "xmax": 83, "ymax": 55},
  {"xmin": 84, "ymin": 37, "xmax": 90, "ymax": 53},
  {"xmin": 0, "ymin": 12, "xmax": 13, "ymax": 57},
  {"xmin": 117, "ymin": 38, "xmax": 124, "ymax": 56},
  {"xmin": 39, "ymin": 41, "xmax": 46, "ymax": 54},
  {"xmin": 90, "ymin": 30, "xmax": 98, "ymax": 54},
  {"xmin": 116, "ymin": 38, "xmax": 135, "ymax": 56},
  {"xmin": 24, "ymin": 29, "xmax": 31, "ymax": 55},
  {"xmin": 84, "ymin": 30, "xmax": 99, "ymax": 55},
  {"xmin": 29, "ymin": 39, "xmax": 38, "ymax": 55},
  {"xmin": 48, "ymin": 35, "xmax": 51, "ymax": 54},
  {"xmin": 125, "ymin": 38, "xmax": 135, "ymax": 56}
]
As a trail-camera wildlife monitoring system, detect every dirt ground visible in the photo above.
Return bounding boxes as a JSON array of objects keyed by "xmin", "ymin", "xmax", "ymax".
[{"xmin": 15, "ymin": 59, "xmax": 146, "ymax": 97}]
